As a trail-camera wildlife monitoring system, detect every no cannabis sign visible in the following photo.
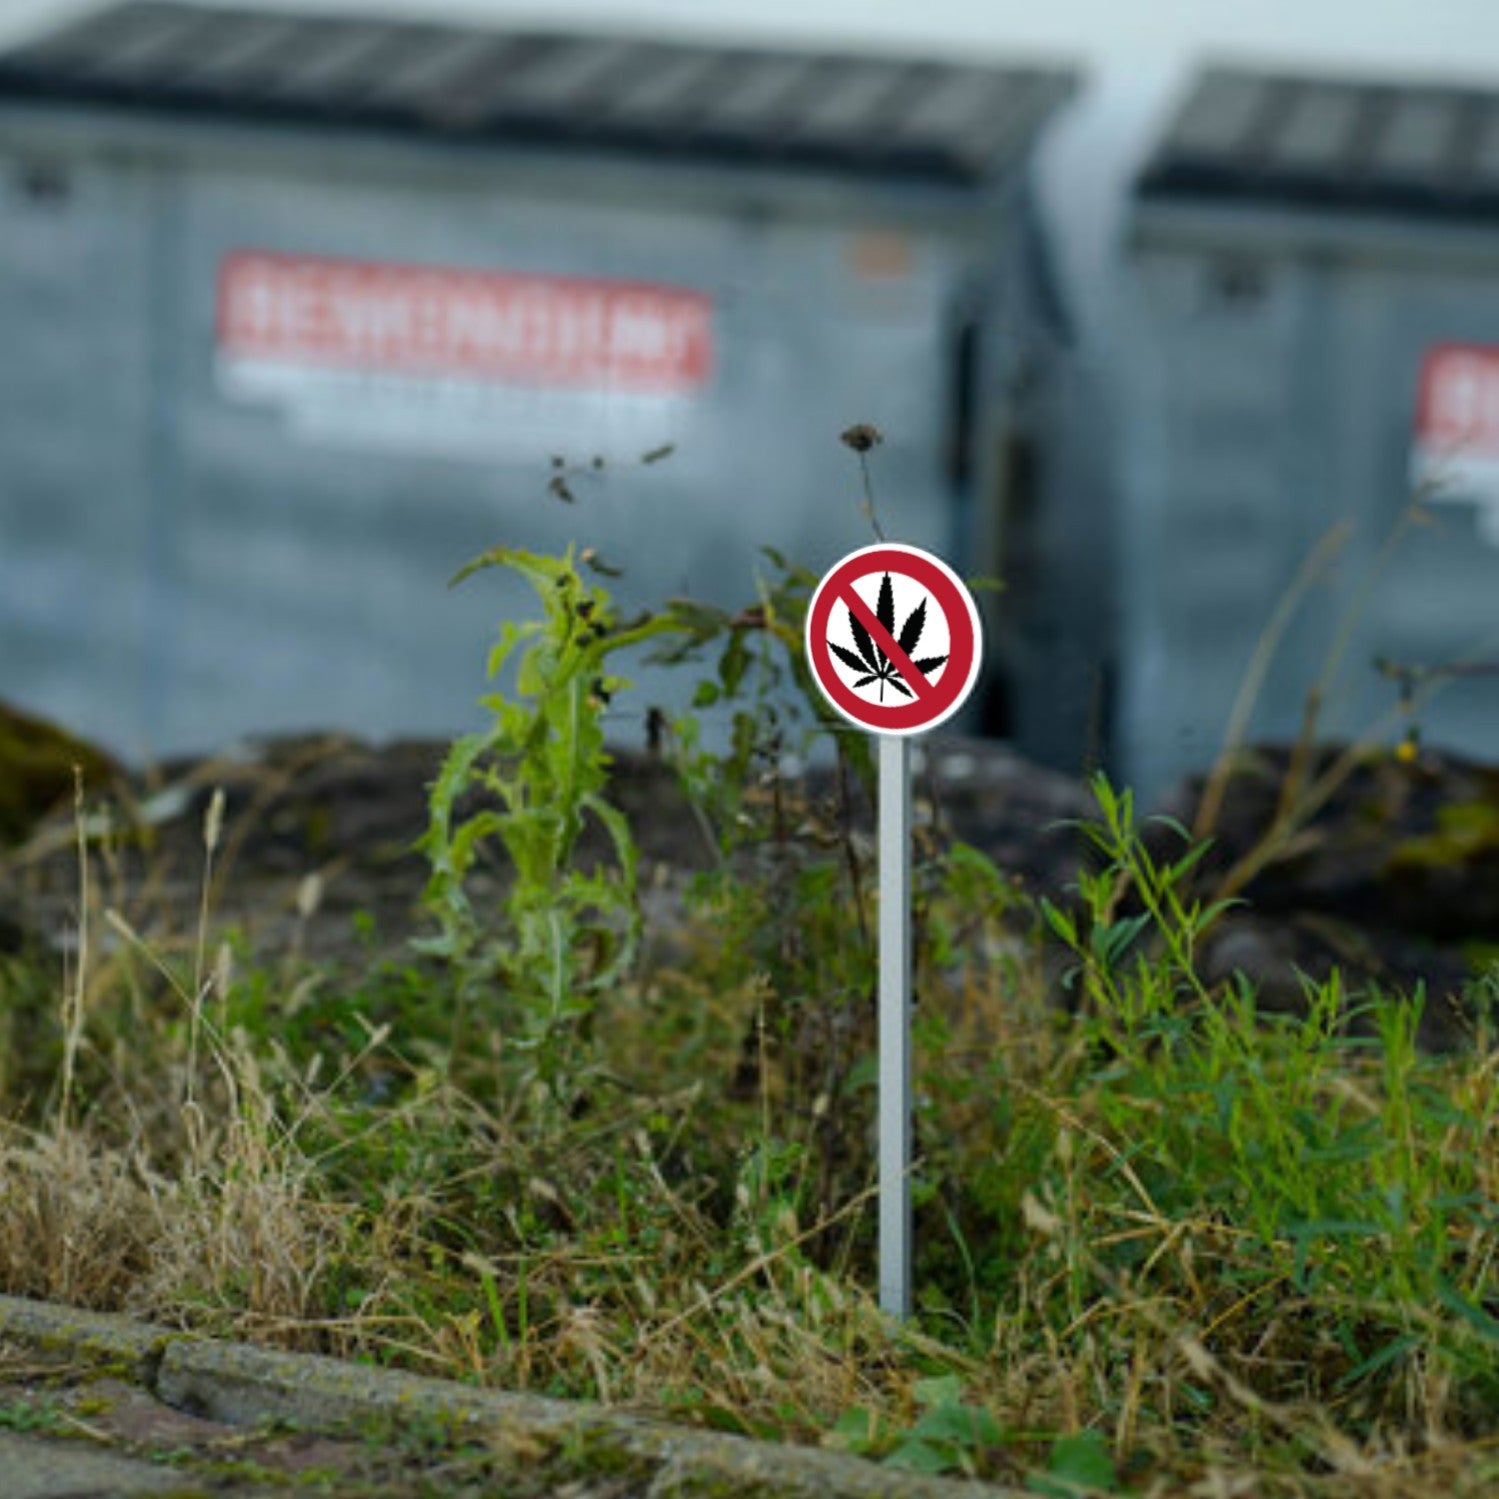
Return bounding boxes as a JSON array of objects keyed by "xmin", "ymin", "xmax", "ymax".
[
  {"xmin": 805, "ymin": 541, "xmax": 984, "ymax": 1320},
  {"xmin": 806, "ymin": 543, "xmax": 983, "ymax": 734}
]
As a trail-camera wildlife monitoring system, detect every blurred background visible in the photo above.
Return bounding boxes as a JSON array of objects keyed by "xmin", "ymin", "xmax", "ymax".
[
  {"xmin": 12, "ymin": 0, "xmax": 1499, "ymax": 342},
  {"xmin": 2, "ymin": 0, "xmax": 1498, "ymax": 800}
]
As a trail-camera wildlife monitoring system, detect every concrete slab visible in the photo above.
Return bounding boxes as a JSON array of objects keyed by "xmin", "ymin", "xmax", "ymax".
[
  {"xmin": 0, "ymin": 1429, "xmax": 189, "ymax": 1498},
  {"xmin": 156, "ymin": 1337, "xmax": 966, "ymax": 1499},
  {"xmin": 0, "ymin": 1298, "xmax": 173, "ymax": 1383},
  {"xmin": 0, "ymin": 1294, "xmax": 1021, "ymax": 1499}
]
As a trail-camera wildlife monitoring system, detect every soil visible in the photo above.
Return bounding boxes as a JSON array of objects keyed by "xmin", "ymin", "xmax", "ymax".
[
  {"xmin": 1, "ymin": 730, "xmax": 1093, "ymax": 973},
  {"xmin": 3, "ymin": 724, "xmax": 1497, "ymax": 1049}
]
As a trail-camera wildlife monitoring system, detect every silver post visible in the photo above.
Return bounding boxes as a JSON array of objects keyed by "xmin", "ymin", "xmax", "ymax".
[{"xmin": 877, "ymin": 732, "xmax": 912, "ymax": 1319}]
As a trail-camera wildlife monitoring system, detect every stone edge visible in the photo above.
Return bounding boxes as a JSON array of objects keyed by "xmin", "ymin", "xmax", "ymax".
[{"xmin": 0, "ymin": 1295, "xmax": 1020, "ymax": 1499}]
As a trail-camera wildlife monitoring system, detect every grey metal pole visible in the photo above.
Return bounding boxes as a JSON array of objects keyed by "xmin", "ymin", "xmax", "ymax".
[{"xmin": 877, "ymin": 732, "xmax": 912, "ymax": 1319}]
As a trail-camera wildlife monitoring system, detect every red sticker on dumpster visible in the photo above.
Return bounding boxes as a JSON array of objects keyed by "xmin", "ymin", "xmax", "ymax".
[
  {"xmin": 805, "ymin": 543, "xmax": 983, "ymax": 735},
  {"xmin": 1416, "ymin": 344, "xmax": 1499, "ymax": 452},
  {"xmin": 1412, "ymin": 343, "xmax": 1499, "ymax": 541},
  {"xmin": 217, "ymin": 251, "xmax": 713, "ymax": 392}
]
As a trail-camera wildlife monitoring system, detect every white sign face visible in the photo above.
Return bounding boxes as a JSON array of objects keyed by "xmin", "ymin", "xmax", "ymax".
[
  {"xmin": 1411, "ymin": 343, "xmax": 1499, "ymax": 542},
  {"xmin": 805, "ymin": 542, "xmax": 983, "ymax": 736},
  {"xmin": 215, "ymin": 251, "xmax": 714, "ymax": 460}
]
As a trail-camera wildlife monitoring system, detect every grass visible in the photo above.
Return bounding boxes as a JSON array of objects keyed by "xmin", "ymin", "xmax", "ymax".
[{"xmin": 1, "ymin": 542, "xmax": 1498, "ymax": 1497}]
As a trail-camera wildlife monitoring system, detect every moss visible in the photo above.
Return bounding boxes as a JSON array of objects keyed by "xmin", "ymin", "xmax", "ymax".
[
  {"xmin": 0, "ymin": 701, "xmax": 121, "ymax": 845},
  {"xmin": 549, "ymin": 1420, "xmax": 659, "ymax": 1483},
  {"xmin": 1386, "ymin": 800, "xmax": 1499, "ymax": 871}
]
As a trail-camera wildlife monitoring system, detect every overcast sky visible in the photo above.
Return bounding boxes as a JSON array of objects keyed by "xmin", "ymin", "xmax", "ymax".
[{"xmin": 6, "ymin": 0, "xmax": 1499, "ymax": 340}]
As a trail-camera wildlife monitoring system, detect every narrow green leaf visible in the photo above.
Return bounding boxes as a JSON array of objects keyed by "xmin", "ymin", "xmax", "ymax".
[
  {"xmin": 1039, "ymin": 899, "xmax": 1078, "ymax": 945},
  {"xmin": 1336, "ymin": 1333, "xmax": 1420, "ymax": 1390},
  {"xmin": 1437, "ymin": 1276, "xmax": 1499, "ymax": 1344}
]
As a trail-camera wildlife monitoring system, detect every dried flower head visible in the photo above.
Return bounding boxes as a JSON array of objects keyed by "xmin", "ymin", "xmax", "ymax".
[
  {"xmin": 839, "ymin": 423, "xmax": 883, "ymax": 454},
  {"xmin": 203, "ymin": 787, "xmax": 226, "ymax": 856}
]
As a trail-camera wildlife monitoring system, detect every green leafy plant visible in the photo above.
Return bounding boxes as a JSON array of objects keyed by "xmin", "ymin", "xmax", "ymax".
[
  {"xmin": 417, "ymin": 544, "xmax": 680, "ymax": 1106},
  {"xmin": 0, "ymin": 1397, "xmax": 69, "ymax": 1436},
  {"xmin": 11, "ymin": 434, "xmax": 1499, "ymax": 1497},
  {"xmin": 1040, "ymin": 772, "xmax": 1237, "ymax": 1051},
  {"xmin": 1027, "ymin": 1431, "xmax": 1119, "ymax": 1496},
  {"xmin": 828, "ymin": 1375, "xmax": 1004, "ymax": 1477},
  {"xmin": 886, "ymin": 1374, "xmax": 1006, "ymax": 1476}
]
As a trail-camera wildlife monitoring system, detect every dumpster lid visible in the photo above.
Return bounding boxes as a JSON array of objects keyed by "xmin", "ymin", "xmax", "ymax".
[
  {"xmin": 1138, "ymin": 65, "xmax": 1499, "ymax": 221},
  {"xmin": 0, "ymin": 1, "xmax": 1076, "ymax": 185}
]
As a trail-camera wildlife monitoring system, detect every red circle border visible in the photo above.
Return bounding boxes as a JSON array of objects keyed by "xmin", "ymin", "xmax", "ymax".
[{"xmin": 805, "ymin": 543, "xmax": 983, "ymax": 735}]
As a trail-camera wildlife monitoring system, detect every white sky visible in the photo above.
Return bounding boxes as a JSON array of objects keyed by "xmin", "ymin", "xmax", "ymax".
[{"xmin": 5, "ymin": 0, "xmax": 1499, "ymax": 339}]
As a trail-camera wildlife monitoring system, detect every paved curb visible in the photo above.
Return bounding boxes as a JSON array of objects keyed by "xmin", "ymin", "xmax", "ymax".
[
  {"xmin": 0, "ymin": 1295, "xmax": 173, "ymax": 1382},
  {"xmin": 0, "ymin": 1295, "xmax": 1021, "ymax": 1499}
]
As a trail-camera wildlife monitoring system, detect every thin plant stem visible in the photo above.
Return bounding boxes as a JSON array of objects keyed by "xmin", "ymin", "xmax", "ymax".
[
  {"xmin": 858, "ymin": 452, "xmax": 887, "ymax": 543},
  {"xmin": 1194, "ymin": 522, "xmax": 1350, "ymax": 842},
  {"xmin": 58, "ymin": 767, "xmax": 88, "ymax": 1132},
  {"xmin": 190, "ymin": 787, "xmax": 226, "ymax": 1108},
  {"xmin": 1276, "ymin": 503, "xmax": 1426, "ymax": 824}
]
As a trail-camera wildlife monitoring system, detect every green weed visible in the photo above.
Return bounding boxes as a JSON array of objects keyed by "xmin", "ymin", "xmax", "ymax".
[
  {"xmin": 416, "ymin": 543, "xmax": 684, "ymax": 1112},
  {"xmin": 0, "ymin": 468, "xmax": 1497, "ymax": 1496}
]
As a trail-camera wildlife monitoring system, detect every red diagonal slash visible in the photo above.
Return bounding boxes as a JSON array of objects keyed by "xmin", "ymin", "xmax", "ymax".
[{"xmin": 837, "ymin": 583, "xmax": 938, "ymax": 703}]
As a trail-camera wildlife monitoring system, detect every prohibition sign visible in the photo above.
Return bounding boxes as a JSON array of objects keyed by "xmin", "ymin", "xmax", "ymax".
[{"xmin": 806, "ymin": 542, "xmax": 983, "ymax": 735}]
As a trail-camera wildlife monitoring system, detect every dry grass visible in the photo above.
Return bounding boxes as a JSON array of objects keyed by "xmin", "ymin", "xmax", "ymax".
[{"xmin": 1, "ymin": 771, "xmax": 1498, "ymax": 1499}]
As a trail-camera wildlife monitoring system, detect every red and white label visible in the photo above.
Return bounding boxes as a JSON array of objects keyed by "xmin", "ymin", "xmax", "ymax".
[
  {"xmin": 218, "ymin": 251, "xmax": 713, "ymax": 392},
  {"xmin": 1416, "ymin": 344, "xmax": 1499, "ymax": 453},
  {"xmin": 805, "ymin": 543, "xmax": 983, "ymax": 736},
  {"xmin": 1412, "ymin": 343, "xmax": 1499, "ymax": 542}
]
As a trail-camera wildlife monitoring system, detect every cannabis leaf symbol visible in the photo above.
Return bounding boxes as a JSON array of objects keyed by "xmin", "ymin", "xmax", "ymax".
[{"xmin": 828, "ymin": 573, "xmax": 948, "ymax": 702}]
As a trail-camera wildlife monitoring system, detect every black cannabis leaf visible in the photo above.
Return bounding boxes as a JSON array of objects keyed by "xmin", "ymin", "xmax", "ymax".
[{"xmin": 827, "ymin": 573, "xmax": 948, "ymax": 702}]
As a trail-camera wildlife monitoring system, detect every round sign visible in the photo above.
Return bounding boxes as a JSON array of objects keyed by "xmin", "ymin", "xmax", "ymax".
[{"xmin": 805, "ymin": 542, "xmax": 983, "ymax": 735}]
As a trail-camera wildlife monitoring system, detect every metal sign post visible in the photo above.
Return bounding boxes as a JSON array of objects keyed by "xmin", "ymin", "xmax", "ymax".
[
  {"xmin": 878, "ymin": 733, "xmax": 913, "ymax": 1318},
  {"xmin": 805, "ymin": 542, "xmax": 983, "ymax": 1320}
]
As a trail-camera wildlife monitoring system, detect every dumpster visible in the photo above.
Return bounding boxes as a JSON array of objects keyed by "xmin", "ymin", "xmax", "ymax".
[
  {"xmin": 0, "ymin": 0, "xmax": 1083, "ymax": 764},
  {"xmin": 1123, "ymin": 65, "xmax": 1499, "ymax": 800}
]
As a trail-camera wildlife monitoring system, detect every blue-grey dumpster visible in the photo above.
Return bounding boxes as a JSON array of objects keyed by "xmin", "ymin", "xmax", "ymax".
[
  {"xmin": 0, "ymin": 0, "xmax": 1082, "ymax": 765},
  {"xmin": 1124, "ymin": 65, "xmax": 1499, "ymax": 800}
]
